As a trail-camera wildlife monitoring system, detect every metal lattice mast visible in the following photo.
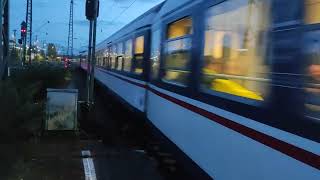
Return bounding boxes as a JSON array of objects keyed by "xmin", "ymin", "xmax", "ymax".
[
  {"xmin": 25, "ymin": 0, "xmax": 32, "ymax": 63},
  {"xmin": 67, "ymin": 0, "xmax": 74, "ymax": 58}
]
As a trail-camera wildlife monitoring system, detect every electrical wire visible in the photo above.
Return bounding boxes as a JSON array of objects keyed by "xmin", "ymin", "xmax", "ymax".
[
  {"xmin": 108, "ymin": 0, "xmax": 137, "ymax": 26},
  {"xmin": 99, "ymin": 0, "xmax": 137, "ymax": 33}
]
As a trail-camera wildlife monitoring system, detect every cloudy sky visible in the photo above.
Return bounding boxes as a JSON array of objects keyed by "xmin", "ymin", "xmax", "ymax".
[{"xmin": 10, "ymin": 0, "xmax": 164, "ymax": 53}]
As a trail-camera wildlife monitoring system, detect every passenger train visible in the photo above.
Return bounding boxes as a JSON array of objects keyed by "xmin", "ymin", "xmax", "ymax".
[{"xmin": 81, "ymin": 0, "xmax": 320, "ymax": 179}]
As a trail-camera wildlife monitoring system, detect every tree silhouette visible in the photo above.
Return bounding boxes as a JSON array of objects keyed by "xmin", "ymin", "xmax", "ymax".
[{"xmin": 47, "ymin": 43, "xmax": 57, "ymax": 60}]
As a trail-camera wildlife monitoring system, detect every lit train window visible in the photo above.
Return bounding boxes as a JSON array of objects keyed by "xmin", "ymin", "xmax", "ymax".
[
  {"xmin": 117, "ymin": 43, "xmax": 123, "ymax": 71},
  {"xmin": 135, "ymin": 36, "xmax": 144, "ymax": 54},
  {"xmin": 305, "ymin": 0, "xmax": 320, "ymax": 24},
  {"xmin": 134, "ymin": 36, "xmax": 145, "ymax": 74},
  {"xmin": 163, "ymin": 17, "xmax": 192, "ymax": 86},
  {"xmin": 202, "ymin": 0, "xmax": 270, "ymax": 101},
  {"xmin": 167, "ymin": 18, "xmax": 192, "ymax": 39},
  {"xmin": 124, "ymin": 39, "xmax": 133, "ymax": 72},
  {"xmin": 151, "ymin": 30, "xmax": 161, "ymax": 80}
]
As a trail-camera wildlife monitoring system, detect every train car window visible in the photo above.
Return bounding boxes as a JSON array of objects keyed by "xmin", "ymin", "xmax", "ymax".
[
  {"xmin": 96, "ymin": 56, "xmax": 99, "ymax": 66},
  {"xmin": 134, "ymin": 55, "xmax": 144, "ymax": 74},
  {"xmin": 111, "ymin": 45, "xmax": 117, "ymax": 69},
  {"xmin": 117, "ymin": 43, "xmax": 124, "ymax": 71},
  {"xmin": 134, "ymin": 36, "xmax": 145, "ymax": 74},
  {"xmin": 110, "ymin": 46, "xmax": 113, "ymax": 69},
  {"xmin": 98, "ymin": 56, "xmax": 102, "ymax": 66},
  {"xmin": 167, "ymin": 18, "xmax": 192, "ymax": 39},
  {"xmin": 98, "ymin": 52, "xmax": 103, "ymax": 66},
  {"xmin": 305, "ymin": 0, "xmax": 320, "ymax": 24},
  {"xmin": 304, "ymin": 31, "xmax": 320, "ymax": 120},
  {"xmin": 151, "ymin": 30, "xmax": 161, "ymax": 80},
  {"xmin": 105, "ymin": 47, "xmax": 110, "ymax": 69},
  {"xmin": 135, "ymin": 36, "xmax": 144, "ymax": 54},
  {"xmin": 102, "ymin": 57, "xmax": 105, "ymax": 67},
  {"xmin": 100, "ymin": 56, "xmax": 104, "ymax": 66},
  {"xmin": 124, "ymin": 39, "xmax": 133, "ymax": 72},
  {"xmin": 103, "ymin": 48, "xmax": 108, "ymax": 68},
  {"xmin": 95, "ymin": 56, "xmax": 98, "ymax": 66},
  {"xmin": 201, "ymin": 0, "xmax": 270, "ymax": 101},
  {"xmin": 162, "ymin": 17, "xmax": 192, "ymax": 86},
  {"xmin": 108, "ymin": 46, "xmax": 112, "ymax": 69},
  {"xmin": 117, "ymin": 56, "xmax": 124, "ymax": 71}
]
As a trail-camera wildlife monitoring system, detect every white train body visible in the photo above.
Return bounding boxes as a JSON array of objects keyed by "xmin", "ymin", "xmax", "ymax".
[{"xmin": 81, "ymin": 0, "xmax": 320, "ymax": 179}]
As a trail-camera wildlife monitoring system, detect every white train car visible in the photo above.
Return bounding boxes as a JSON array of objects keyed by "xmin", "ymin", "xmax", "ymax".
[{"xmin": 82, "ymin": 0, "xmax": 320, "ymax": 179}]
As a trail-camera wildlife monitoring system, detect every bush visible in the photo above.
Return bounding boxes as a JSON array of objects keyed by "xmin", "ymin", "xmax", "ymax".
[{"xmin": 0, "ymin": 62, "xmax": 72, "ymax": 141}]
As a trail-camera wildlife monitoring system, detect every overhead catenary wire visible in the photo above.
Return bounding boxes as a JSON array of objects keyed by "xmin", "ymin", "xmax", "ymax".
[
  {"xmin": 110, "ymin": 0, "xmax": 137, "ymax": 25},
  {"xmin": 110, "ymin": 0, "xmax": 137, "ymax": 24},
  {"xmin": 99, "ymin": 0, "xmax": 116, "ymax": 32}
]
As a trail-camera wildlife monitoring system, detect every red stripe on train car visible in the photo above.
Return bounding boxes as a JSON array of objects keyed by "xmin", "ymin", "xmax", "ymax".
[
  {"xmin": 148, "ymin": 88, "xmax": 320, "ymax": 170},
  {"xmin": 99, "ymin": 68, "xmax": 320, "ymax": 170}
]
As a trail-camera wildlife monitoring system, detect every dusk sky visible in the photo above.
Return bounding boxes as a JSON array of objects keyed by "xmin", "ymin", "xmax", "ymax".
[{"xmin": 10, "ymin": 0, "xmax": 164, "ymax": 53}]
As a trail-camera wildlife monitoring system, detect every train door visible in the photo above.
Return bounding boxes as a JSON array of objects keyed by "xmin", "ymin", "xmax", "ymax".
[
  {"xmin": 270, "ymin": 0, "xmax": 319, "ymax": 140},
  {"xmin": 302, "ymin": 0, "xmax": 320, "ymax": 139},
  {"xmin": 269, "ymin": 0, "xmax": 305, "ymax": 120}
]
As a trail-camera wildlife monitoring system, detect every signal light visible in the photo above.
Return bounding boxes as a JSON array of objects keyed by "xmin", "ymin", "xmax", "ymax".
[
  {"xmin": 86, "ymin": 0, "xmax": 99, "ymax": 21},
  {"xmin": 21, "ymin": 28, "xmax": 27, "ymax": 38},
  {"xmin": 20, "ymin": 21, "xmax": 27, "ymax": 38}
]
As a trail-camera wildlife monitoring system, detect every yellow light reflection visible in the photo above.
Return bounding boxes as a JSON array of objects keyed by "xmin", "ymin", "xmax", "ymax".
[
  {"xmin": 135, "ymin": 36, "xmax": 144, "ymax": 54},
  {"xmin": 305, "ymin": 0, "xmax": 320, "ymax": 24}
]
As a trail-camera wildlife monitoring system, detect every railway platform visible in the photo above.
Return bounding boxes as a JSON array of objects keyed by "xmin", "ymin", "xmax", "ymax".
[
  {"xmin": 0, "ymin": 133, "xmax": 163, "ymax": 180},
  {"xmin": 0, "ymin": 135, "xmax": 87, "ymax": 180}
]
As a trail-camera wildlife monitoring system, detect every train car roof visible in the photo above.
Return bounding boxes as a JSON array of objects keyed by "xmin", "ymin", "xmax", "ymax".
[
  {"xmin": 151, "ymin": 0, "xmax": 200, "ymax": 28},
  {"xmin": 156, "ymin": 0, "xmax": 194, "ymax": 18},
  {"xmin": 96, "ymin": 1, "xmax": 166, "ymax": 51}
]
